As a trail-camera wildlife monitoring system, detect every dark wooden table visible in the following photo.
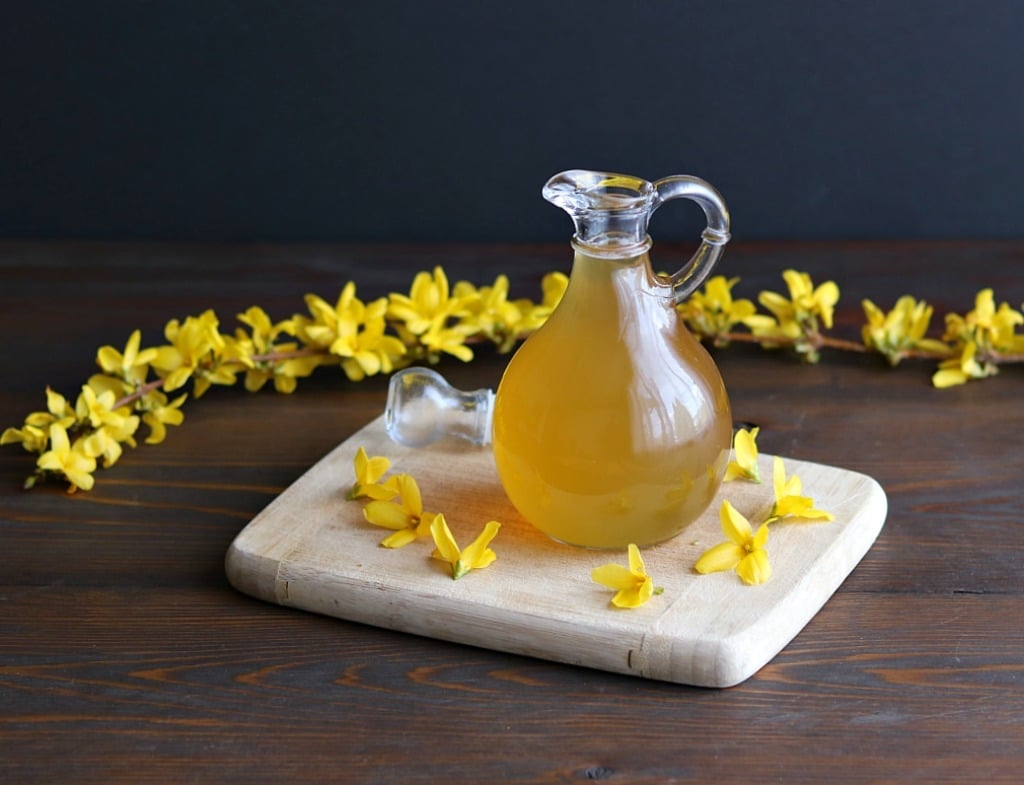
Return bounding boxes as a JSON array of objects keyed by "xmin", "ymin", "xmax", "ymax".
[{"xmin": 2, "ymin": 240, "xmax": 1022, "ymax": 784}]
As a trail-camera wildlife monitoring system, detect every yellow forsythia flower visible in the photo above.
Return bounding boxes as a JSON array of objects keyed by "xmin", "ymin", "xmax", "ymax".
[
  {"xmin": 454, "ymin": 275, "xmax": 525, "ymax": 353},
  {"xmin": 387, "ymin": 266, "xmax": 469, "ymax": 336},
  {"xmin": 0, "ymin": 421, "xmax": 50, "ymax": 453},
  {"xmin": 0, "ymin": 387, "xmax": 77, "ymax": 455},
  {"xmin": 591, "ymin": 544, "xmax": 663, "ymax": 608},
  {"xmin": 694, "ymin": 500, "xmax": 771, "ymax": 585},
  {"xmin": 151, "ymin": 310, "xmax": 235, "ymax": 397},
  {"xmin": 363, "ymin": 473, "xmax": 436, "ymax": 548},
  {"xmin": 749, "ymin": 270, "xmax": 840, "ymax": 361},
  {"xmin": 678, "ymin": 275, "xmax": 758, "ymax": 344},
  {"xmin": 931, "ymin": 341, "xmax": 992, "ymax": 388},
  {"xmin": 140, "ymin": 390, "xmax": 187, "ymax": 445},
  {"xmin": 75, "ymin": 384, "xmax": 140, "ymax": 468},
  {"xmin": 932, "ymin": 289, "xmax": 1024, "ymax": 387},
  {"xmin": 235, "ymin": 306, "xmax": 319, "ymax": 393},
  {"xmin": 97, "ymin": 329, "xmax": 158, "ymax": 384},
  {"xmin": 430, "ymin": 516, "xmax": 501, "ymax": 580},
  {"xmin": 943, "ymin": 289, "xmax": 1023, "ymax": 351},
  {"xmin": 387, "ymin": 268, "xmax": 482, "ymax": 363},
  {"xmin": 768, "ymin": 457, "xmax": 834, "ymax": 523},
  {"xmin": 348, "ymin": 446, "xmax": 398, "ymax": 501},
  {"xmin": 861, "ymin": 296, "xmax": 948, "ymax": 365},
  {"xmin": 535, "ymin": 271, "xmax": 569, "ymax": 318},
  {"xmin": 724, "ymin": 426, "xmax": 760, "ymax": 483},
  {"xmin": 300, "ymin": 283, "xmax": 407, "ymax": 382},
  {"xmin": 418, "ymin": 320, "xmax": 477, "ymax": 363},
  {"xmin": 36, "ymin": 423, "xmax": 97, "ymax": 493}
]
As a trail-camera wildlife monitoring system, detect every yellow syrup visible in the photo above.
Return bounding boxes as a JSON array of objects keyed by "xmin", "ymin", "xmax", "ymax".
[{"xmin": 492, "ymin": 249, "xmax": 732, "ymax": 549}]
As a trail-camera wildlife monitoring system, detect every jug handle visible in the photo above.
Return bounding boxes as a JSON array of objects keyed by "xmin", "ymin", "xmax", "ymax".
[{"xmin": 651, "ymin": 176, "xmax": 731, "ymax": 305}]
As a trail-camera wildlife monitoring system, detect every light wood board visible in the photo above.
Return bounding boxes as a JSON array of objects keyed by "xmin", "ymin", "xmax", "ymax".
[{"xmin": 226, "ymin": 414, "xmax": 886, "ymax": 688}]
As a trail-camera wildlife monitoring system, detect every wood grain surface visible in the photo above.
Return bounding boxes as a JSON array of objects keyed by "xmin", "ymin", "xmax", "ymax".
[{"xmin": 2, "ymin": 240, "xmax": 1023, "ymax": 783}]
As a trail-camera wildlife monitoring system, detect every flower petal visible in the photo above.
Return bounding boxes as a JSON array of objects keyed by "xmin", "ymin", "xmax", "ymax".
[
  {"xmin": 720, "ymin": 500, "xmax": 753, "ymax": 545},
  {"xmin": 626, "ymin": 543, "xmax": 646, "ymax": 576},
  {"xmin": 359, "ymin": 481, "xmax": 400, "ymax": 501},
  {"xmin": 932, "ymin": 368, "xmax": 968, "ymax": 388},
  {"xmin": 363, "ymin": 501, "xmax": 411, "ymax": 530},
  {"xmin": 737, "ymin": 550, "xmax": 772, "ymax": 585},
  {"xmin": 48, "ymin": 423, "xmax": 70, "ymax": 454},
  {"xmin": 63, "ymin": 467, "xmax": 95, "ymax": 492},
  {"xmin": 354, "ymin": 447, "xmax": 390, "ymax": 486},
  {"xmin": 380, "ymin": 528, "xmax": 418, "ymax": 549},
  {"xmin": 396, "ymin": 473, "xmax": 422, "ymax": 516},
  {"xmin": 734, "ymin": 427, "xmax": 758, "ymax": 465},
  {"xmin": 751, "ymin": 523, "xmax": 770, "ymax": 549},
  {"xmin": 460, "ymin": 521, "xmax": 501, "ymax": 570},
  {"xmin": 429, "ymin": 515, "xmax": 461, "ymax": 565},
  {"xmin": 591, "ymin": 563, "xmax": 639, "ymax": 591},
  {"xmin": 611, "ymin": 585, "xmax": 645, "ymax": 609},
  {"xmin": 694, "ymin": 542, "xmax": 745, "ymax": 574}
]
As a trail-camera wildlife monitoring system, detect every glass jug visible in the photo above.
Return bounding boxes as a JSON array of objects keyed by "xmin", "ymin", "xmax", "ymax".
[{"xmin": 492, "ymin": 170, "xmax": 733, "ymax": 549}]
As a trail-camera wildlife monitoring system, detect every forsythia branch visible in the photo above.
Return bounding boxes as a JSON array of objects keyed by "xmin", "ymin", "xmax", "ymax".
[{"xmin": 3, "ymin": 265, "xmax": 1022, "ymax": 494}]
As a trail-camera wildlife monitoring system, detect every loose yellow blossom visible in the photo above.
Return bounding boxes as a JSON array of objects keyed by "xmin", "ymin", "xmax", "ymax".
[
  {"xmin": 430, "ymin": 515, "xmax": 501, "ymax": 580},
  {"xmin": 36, "ymin": 423, "xmax": 97, "ymax": 492},
  {"xmin": 591, "ymin": 544, "xmax": 663, "ymax": 608},
  {"xmin": 348, "ymin": 446, "xmax": 398, "ymax": 501},
  {"xmin": 363, "ymin": 473, "xmax": 437, "ymax": 548},
  {"xmin": 97, "ymin": 329, "xmax": 158, "ymax": 384},
  {"xmin": 678, "ymin": 275, "xmax": 758, "ymax": 345},
  {"xmin": 861, "ymin": 296, "xmax": 950, "ymax": 366},
  {"xmin": 694, "ymin": 500, "xmax": 771, "ymax": 585},
  {"xmin": 724, "ymin": 426, "xmax": 761, "ymax": 483},
  {"xmin": 768, "ymin": 456, "xmax": 834, "ymax": 523}
]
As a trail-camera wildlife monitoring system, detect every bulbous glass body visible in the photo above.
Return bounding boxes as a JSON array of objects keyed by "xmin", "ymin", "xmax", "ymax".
[
  {"xmin": 493, "ymin": 247, "xmax": 731, "ymax": 549},
  {"xmin": 493, "ymin": 169, "xmax": 733, "ymax": 548}
]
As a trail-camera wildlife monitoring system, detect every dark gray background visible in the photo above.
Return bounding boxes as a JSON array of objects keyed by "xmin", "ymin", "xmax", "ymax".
[{"xmin": 3, "ymin": 1, "xmax": 1023, "ymax": 243}]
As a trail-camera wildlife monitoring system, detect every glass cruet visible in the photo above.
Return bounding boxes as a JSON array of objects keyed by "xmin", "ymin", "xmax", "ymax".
[{"xmin": 491, "ymin": 170, "xmax": 733, "ymax": 549}]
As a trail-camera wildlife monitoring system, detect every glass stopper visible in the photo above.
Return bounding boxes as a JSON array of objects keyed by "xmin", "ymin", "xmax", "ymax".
[{"xmin": 384, "ymin": 367, "xmax": 494, "ymax": 448}]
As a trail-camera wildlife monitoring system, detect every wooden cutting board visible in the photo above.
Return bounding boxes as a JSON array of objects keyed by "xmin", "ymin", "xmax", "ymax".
[{"xmin": 226, "ymin": 414, "xmax": 886, "ymax": 688}]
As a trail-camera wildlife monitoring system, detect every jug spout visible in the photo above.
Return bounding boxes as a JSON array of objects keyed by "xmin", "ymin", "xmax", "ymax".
[{"xmin": 542, "ymin": 170, "xmax": 655, "ymax": 254}]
